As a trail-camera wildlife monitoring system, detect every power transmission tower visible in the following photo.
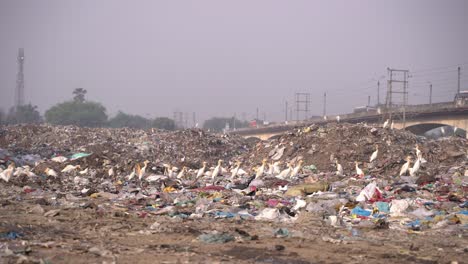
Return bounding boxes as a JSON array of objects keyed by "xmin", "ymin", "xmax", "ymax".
[
  {"xmin": 295, "ymin": 92, "xmax": 310, "ymax": 121},
  {"xmin": 15, "ymin": 48, "xmax": 25, "ymax": 109},
  {"xmin": 385, "ymin": 68, "xmax": 409, "ymax": 128}
]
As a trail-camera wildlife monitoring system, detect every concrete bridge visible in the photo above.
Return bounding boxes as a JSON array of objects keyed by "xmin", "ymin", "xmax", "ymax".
[{"xmin": 231, "ymin": 102, "xmax": 468, "ymax": 140}]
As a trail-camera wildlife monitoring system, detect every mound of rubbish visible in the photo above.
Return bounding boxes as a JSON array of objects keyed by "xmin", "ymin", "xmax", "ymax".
[
  {"xmin": 243, "ymin": 123, "xmax": 467, "ymax": 177},
  {"xmin": 0, "ymin": 124, "xmax": 252, "ymax": 170}
]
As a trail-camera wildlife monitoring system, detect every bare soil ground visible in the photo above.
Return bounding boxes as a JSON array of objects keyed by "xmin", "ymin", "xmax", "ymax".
[{"xmin": 0, "ymin": 196, "xmax": 466, "ymax": 264}]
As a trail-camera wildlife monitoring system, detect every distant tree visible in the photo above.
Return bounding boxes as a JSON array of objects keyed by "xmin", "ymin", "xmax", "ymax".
[
  {"xmin": 73, "ymin": 88, "xmax": 87, "ymax": 103},
  {"xmin": 45, "ymin": 101, "xmax": 107, "ymax": 127},
  {"xmin": 6, "ymin": 104, "xmax": 42, "ymax": 124},
  {"xmin": 203, "ymin": 117, "xmax": 249, "ymax": 132},
  {"xmin": 108, "ymin": 111, "xmax": 150, "ymax": 129},
  {"xmin": 152, "ymin": 117, "xmax": 176, "ymax": 130}
]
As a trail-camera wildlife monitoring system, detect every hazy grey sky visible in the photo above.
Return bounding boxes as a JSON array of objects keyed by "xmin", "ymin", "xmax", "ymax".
[{"xmin": 1, "ymin": 0, "xmax": 467, "ymax": 123}]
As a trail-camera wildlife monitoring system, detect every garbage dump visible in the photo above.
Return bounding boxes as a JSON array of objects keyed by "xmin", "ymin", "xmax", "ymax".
[{"xmin": 0, "ymin": 123, "xmax": 466, "ymax": 263}]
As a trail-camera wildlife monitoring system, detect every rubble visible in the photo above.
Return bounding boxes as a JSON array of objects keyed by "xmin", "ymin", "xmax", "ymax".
[{"xmin": 0, "ymin": 123, "xmax": 466, "ymax": 263}]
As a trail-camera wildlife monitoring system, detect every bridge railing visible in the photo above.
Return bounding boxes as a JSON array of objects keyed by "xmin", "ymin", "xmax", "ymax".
[{"xmin": 232, "ymin": 101, "xmax": 464, "ymax": 134}]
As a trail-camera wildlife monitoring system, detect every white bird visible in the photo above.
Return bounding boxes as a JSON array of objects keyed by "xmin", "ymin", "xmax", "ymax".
[
  {"xmin": 272, "ymin": 161, "xmax": 282, "ymax": 175},
  {"xmin": 45, "ymin": 168, "xmax": 58, "ymax": 177},
  {"xmin": 137, "ymin": 160, "xmax": 149, "ymax": 180},
  {"xmin": 268, "ymin": 161, "xmax": 281, "ymax": 175},
  {"xmin": 390, "ymin": 121, "xmax": 394, "ymax": 130},
  {"xmin": 176, "ymin": 166, "xmax": 188, "ymax": 179},
  {"xmin": 383, "ymin": 119, "xmax": 390, "ymax": 129},
  {"xmin": 410, "ymin": 157, "xmax": 421, "ymax": 176},
  {"xmin": 290, "ymin": 160, "xmax": 304, "ymax": 178},
  {"xmin": 335, "ymin": 160, "xmax": 343, "ymax": 176},
  {"xmin": 196, "ymin": 162, "xmax": 207, "ymax": 178},
  {"xmin": 0, "ymin": 163, "xmax": 15, "ymax": 182},
  {"xmin": 211, "ymin": 160, "xmax": 223, "ymax": 180},
  {"xmin": 336, "ymin": 116, "xmax": 340, "ymax": 122},
  {"xmin": 61, "ymin": 164, "xmax": 80, "ymax": 173},
  {"xmin": 230, "ymin": 161, "xmax": 242, "ymax": 180},
  {"xmin": 79, "ymin": 168, "xmax": 89, "ymax": 175},
  {"xmin": 108, "ymin": 167, "xmax": 114, "ymax": 177},
  {"xmin": 277, "ymin": 163, "xmax": 293, "ymax": 179},
  {"xmin": 163, "ymin": 164, "xmax": 175, "ymax": 177},
  {"xmin": 51, "ymin": 156, "xmax": 68, "ymax": 163},
  {"xmin": 369, "ymin": 145, "xmax": 379, "ymax": 163},
  {"xmin": 255, "ymin": 159, "xmax": 268, "ymax": 179},
  {"xmin": 414, "ymin": 144, "xmax": 422, "ymax": 159},
  {"xmin": 355, "ymin": 161, "xmax": 364, "ymax": 176},
  {"xmin": 399, "ymin": 156, "xmax": 412, "ymax": 176},
  {"xmin": 127, "ymin": 168, "xmax": 136, "ymax": 181},
  {"xmin": 13, "ymin": 166, "xmax": 36, "ymax": 177},
  {"xmin": 441, "ymin": 126, "xmax": 446, "ymax": 135}
]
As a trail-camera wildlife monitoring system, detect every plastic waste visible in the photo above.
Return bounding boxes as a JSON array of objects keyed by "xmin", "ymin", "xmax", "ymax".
[
  {"xmin": 198, "ymin": 232, "xmax": 234, "ymax": 244},
  {"xmin": 70, "ymin": 152, "xmax": 92, "ymax": 160}
]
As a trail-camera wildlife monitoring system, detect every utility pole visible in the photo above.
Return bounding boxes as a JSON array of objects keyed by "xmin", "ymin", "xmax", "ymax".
[
  {"xmin": 429, "ymin": 82, "xmax": 432, "ymax": 106},
  {"xmin": 377, "ymin": 81, "xmax": 380, "ymax": 106},
  {"xmin": 367, "ymin": 95, "xmax": 371, "ymax": 107},
  {"xmin": 256, "ymin": 108, "xmax": 259, "ymax": 121},
  {"xmin": 458, "ymin": 66, "xmax": 461, "ymax": 94},
  {"xmin": 285, "ymin": 101, "xmax": 288, "ymax": 122},
  {"xmin": 15, "ymin": 48, "xmax": 25, "ymax": 109},
  {"xmin": 403, "ymin": 72, "xmax": 407, "ymax": 128},
  {"xmin": 323, "ymin": 92, "xmax": 327, "ymax": 117}
]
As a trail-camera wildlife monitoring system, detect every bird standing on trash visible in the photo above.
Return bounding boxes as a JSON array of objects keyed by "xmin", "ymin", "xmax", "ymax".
[
  {"xmin": 410, "ymin": 157, "xmax": 421, "ymax": 176},
  {"xmin": 255, "ymin": 159, "xmax": 267, "ymax": 179},
  {"xmin": 277, "ymin": 162, "xmax": 293, "ymax": 179},
  {"xmin": 414, "ymin": 144, "xmax": 422, "ymax": 159},
  {"xmin": 45, "ymin": 167, "xmax": 58, "ymax": 177},
  {"xmin": 390, "ymin": 121, "xmax": 394, "ymax": 130},
  {"xmin": 355, "ymin": 161, "xmax": 364, "ymax": 177},
  {"xmin": 137, "ymin": 160, "xmax": 149, "ymax": 180},
  {"xmin": 211, "ymin": 160, "xmax": 223, "ymax": 180},
  {"xmin": 335, "ymin": 159, "xmax": 343, "ymax": 176},
  {"xmin": 369, "ymin": 145, "xmax": 379, "ymax": 163},
  {"xmin": 0, "ymin": 163, "xmax": 15, "ymax": 182},
  {"xmin": 267, "ymin": 161, "xmax": 281, "ymax": 176},
  {"xmin": 61, "ymin": 164, "xmax": 80, "ymax": 173},
  {"xmin": 176, "ymin": 166, "xmax": 187, "ymax": 179},
  {"xmin": 196, "ymin": 162, "xmax": 207, "ymax": 179},
  {"xmin": 290, "ymin": 160, "xmax": 304, "ymax": 178},
  {"xmin": 383, "ymin": 119, "xmax": 389, "ymax": 129},
  {"xmin": 230, "ymin": 161, "xmax": 242, "ymax": 180},
  {"xmin": 399, "ymin": 156, "xmax": 412, "ymax": 176}
]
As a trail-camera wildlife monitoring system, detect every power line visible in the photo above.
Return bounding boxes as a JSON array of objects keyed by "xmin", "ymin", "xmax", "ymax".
[{"xmin": 411, "ymin": 62, "xmax": 468, "ymax": 74}]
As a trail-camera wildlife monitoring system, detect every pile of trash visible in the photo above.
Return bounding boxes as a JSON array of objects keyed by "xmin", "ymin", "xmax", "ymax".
[
  {"xmin": 0, "ymin": 124, "xmax": 251, "ymax": 170},
  {"xmin": 242, "ymin": 123, "xmax": 467, "ymax": 178},
  {"xmin": 0, "ymin": 123, "xmax": 466, "ymax": 253}
]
